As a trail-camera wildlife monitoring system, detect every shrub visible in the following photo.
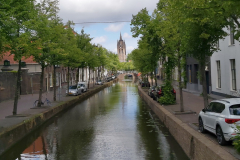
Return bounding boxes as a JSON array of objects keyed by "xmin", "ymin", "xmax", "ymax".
[
  {"xmin": 233, "ymin": 125, "xmax": 240, "ymax": 152},
  {"xmin": 158, "ymin": 84, "xmax": 175, "ymax": 105}
]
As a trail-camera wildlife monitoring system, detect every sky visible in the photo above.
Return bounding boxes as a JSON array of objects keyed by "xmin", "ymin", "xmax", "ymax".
[{"xmin": 56, "ymin": 0, "xmax": 159, "ymax": 56}]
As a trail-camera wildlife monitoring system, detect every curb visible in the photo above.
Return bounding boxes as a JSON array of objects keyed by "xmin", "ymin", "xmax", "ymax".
[
  {"xmin": 0, "ymin": 78, "xmax": 118, "ymax": 155},
  {"xmin": 138, "ymin": 85, "xmax": 237, "ymax": 160}
]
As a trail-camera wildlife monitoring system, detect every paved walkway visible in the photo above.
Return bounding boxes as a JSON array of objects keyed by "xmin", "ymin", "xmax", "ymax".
[
  {"xmin": 0, "ymin": 82, "xmax": 97, "ymax": 133},
  {"xmin": 145, "ymin": 78, "xmax": 240, "ymax": 159}
]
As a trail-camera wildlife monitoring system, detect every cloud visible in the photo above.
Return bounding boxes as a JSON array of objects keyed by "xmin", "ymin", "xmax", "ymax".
[
  {"xmin": 91, "ymin": 36, "xmax": 107, "ymax": 44},
  {"xmin": 126, "ymin": 46, "xmax": 135, "ymax": 53},
  {"xmin": 104, "ymin": 23, "xmax": 125, "ymax": 32},
  {"xmin": 123, "ymin": 33, "xmax": 132, "ymax": 39},
  {"xmin": 57, "ymin": 0, "xmax": 159, "ymax": 23}
]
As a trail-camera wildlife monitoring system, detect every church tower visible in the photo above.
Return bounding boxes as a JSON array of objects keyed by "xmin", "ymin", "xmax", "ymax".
[{"xmin": 117, "ymin": 33, "xmax": 126, "ymax": 62}]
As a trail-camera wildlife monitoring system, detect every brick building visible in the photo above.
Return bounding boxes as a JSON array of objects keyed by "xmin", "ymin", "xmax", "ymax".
[{"xmin": 0, "ymin": 52, "xmax": 78, "ymax": 102}]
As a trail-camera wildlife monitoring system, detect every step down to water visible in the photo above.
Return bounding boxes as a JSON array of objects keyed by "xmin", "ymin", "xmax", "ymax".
[
  {"xmin": 5, "ymin": 114, "xmax": 31, "ymax": 118},
  {"xmin": 173, "ymin": 110, "xmax": 196, "ymax": 115}
]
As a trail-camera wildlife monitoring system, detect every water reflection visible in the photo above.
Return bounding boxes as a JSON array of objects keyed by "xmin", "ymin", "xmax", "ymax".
[{"xmin": 0, "ymin": 77, "xmax": 188, "ymax": 160}]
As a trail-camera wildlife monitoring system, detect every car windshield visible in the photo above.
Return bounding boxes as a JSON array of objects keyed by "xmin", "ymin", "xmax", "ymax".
[
  {"xmin": 79, "ymin": 84, "xmax": 84, "ymax": 87},
  {"xmin": 229, "ymin": 104, "xmax": 240, "ymax": 115},
  {"xmin": 69, "ymin": 86, "xmax": 77, "ymax": 89}
]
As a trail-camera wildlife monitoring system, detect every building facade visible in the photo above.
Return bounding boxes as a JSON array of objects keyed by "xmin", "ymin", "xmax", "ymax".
[
  {"xmin": 211, "ymin": 27, "xmax": 240, "ymax": 97},
  {"xmin": 117, "ymin": 33, "xmax": 126, "ymax": 62}
]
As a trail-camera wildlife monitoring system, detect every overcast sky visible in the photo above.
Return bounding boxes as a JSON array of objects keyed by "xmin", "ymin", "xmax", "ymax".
[{"xmin": 57, "ymin": 0, "xmax": 159, "ymax": 55}]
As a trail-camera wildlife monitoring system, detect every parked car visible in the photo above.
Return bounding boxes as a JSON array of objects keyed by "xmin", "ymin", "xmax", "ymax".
[
  {"xmin": 77, "ymin": 82, "xmax": 88, "ymax": 92},
  {"xmin": 106, "ymin": 77, "xmax": 112, "ymax": 82},
  {"xmin": 140, "ymin": 80, "xmax": 150, "ymax": 87},
  {"xmin": 152, "ymin": 85, "xmax": 176, "ymax": 101},
  {"xmin": 96, "ymin": 80, "xmax": 103, "ymax": 85},
  {"xmin": 198, "ymin": 98, "xmax": 240, "ymax": 145},
  {"xmin": 148, "ymin": 86, "xmax": 156, "ymax": 98},
  {"xmin": 66, "ymin": 85, "xmax": 82, "ymax": 96}
]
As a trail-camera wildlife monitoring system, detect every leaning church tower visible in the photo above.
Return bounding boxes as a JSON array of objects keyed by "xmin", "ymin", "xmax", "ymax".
[{"xmin": 117, "ymin": 33, "xmax": 126, "ymax": 62}]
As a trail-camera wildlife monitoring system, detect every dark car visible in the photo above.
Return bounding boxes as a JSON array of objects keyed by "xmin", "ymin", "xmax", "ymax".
[
  {"xmin": 153, "ymin": 85, "xmax": 176, "ymax": 101},
  {"xmin": 106, "ymin": 77, "xmax": 112, "ymax": 82},
  {"xmin": 140, "ymin": 80, "xmax": 150, "ymax": 87},
  {"xmin": 148, "ymin": 86, "xmax": 157, "ymax": 98}
]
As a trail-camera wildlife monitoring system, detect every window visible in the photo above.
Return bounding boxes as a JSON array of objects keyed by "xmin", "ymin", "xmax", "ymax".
[
  {"xmin": 56, "ymin": 73, "xmax": 59, "ymax": 86},
  {"xmin": 207, "ymin": 103, "xmax": 214, "ymax": 111},
  {"xmin": 230, "ymin": 59, "xmax": 236, "ymax": 90},
  {"xmin": 212, "ymin": 102, "xmax": 225, "ymax": 113},
  {"xmin": 230, "ymin": 26, "xmax": 235, "ymax": 45},
  {"xmin": 215, "ymin": 40, "xmax": 219, "ymax": 49},
  {"xmin": 216, "ymin": 61, "xmax": 221, "ymax": 88},
  {"xmin": 229, "ymin": 104, "xmax": 240, "ymax": 115},
  {"xmin": 65, "ymin": 71, "xmax": 67, "ymax": 82},
  {"xmin": 4, "ymin": 60, "xmax": 10, "ymax": 66},
  {"xmin": 49, "ymin": 73, "xmax": 53, "ymax": 87}
]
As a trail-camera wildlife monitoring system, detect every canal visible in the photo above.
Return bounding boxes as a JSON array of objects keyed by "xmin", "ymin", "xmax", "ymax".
[{"xmin": 0, "ymin": 78, "xmax": 189, "ymax": 160}]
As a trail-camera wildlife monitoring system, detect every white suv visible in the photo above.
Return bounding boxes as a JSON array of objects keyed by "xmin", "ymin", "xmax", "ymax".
[{"xmin": 198, "ymin": 98, "xmax": 240, "ymax": 145}]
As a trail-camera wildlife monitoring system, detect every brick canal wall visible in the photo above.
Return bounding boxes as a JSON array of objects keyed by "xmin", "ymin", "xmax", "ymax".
[
  {"xmin": 138, "ymin": 85, "xmax": 236, "ymax": 160},
  {"xmin": 0, "ymin": 78, "xmax": 118, "ymax": 155}
]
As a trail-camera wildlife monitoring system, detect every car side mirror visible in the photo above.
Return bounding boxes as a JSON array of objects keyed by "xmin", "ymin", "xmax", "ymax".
[{"xmin": 202, "ymin": 108, "xmax": 206, "ymax": 112}]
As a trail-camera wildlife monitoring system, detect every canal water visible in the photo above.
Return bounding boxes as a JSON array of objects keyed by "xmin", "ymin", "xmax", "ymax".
[{"xmin": 0, "ymin": 79, "xmax": 189, "ymax": 160}]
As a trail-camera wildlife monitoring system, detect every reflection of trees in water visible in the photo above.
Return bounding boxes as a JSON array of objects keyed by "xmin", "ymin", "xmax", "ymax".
[
  {"xmin": 136, "ymin": 99, "xmax": 162, "ymax": 159},
  {"xmin": 136, "ymin": 99, "xmax": 189, "ymax": 160}
]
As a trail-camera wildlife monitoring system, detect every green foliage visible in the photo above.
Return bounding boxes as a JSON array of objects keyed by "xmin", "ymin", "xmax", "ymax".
[
  {"xmin": 233, "ymin": 125, "xmax": 240, "ymax": 152},
  {"xmin": 159, "ymin": 83, "xmax": 176, "ymax": 105}
]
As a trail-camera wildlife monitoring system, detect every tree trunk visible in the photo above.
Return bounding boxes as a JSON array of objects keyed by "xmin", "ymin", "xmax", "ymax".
[
  {"xmin": 37, "ymin": 65, "xmax": 44, "ymax": 107},
  {"xmin": 102, "ymin": 66, "xmax": 104, "ymax": 80},
  {"xmin": 13, "ymin": 60, "xmax": 21, "ymax": 115},
  {"xmin": 77, "ymin": 67, "xmax": 80, "ymax": 83},
  {"xmin": 151, "ymin": 72, "xmax": 153, "ymax": 86},
  {"xmin": 82, "ymin": 67, "xmax": 84, "ymax": 81},
  {"xmin": 53, "ymin": 65, "xmax": 56, "ymax": 101},
  {"xmin": 98, "ymin": 67, "xmax": 100, "ymax": 81},
  {"xmin": 154, "ymin": 69, "xmax": 157, "ymax": 86},
  {"xmin": 67, "ymin": 66, "xmax": 70, "ymax": 95},
  {"xmin": 86, "ymin": 67, "xmax": 87, "ymax": 82},
  {"xmin": 93, "ymin": 69, "xmax": 95, "ymax": 86},
  {"xmin": 88, "ymin": 67, "xmax": 90, "ymax": 89},
  {"xmin": 200, "ymin": 58, "xmax": 209, "ymax": 108},
  {"xmin": 177, "ymin": 53, "xmax": 184, "ymax": 112}
]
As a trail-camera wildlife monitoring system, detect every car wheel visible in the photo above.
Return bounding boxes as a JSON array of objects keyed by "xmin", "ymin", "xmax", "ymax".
[
  {"xmin": 216, "ymin": 126, "xmax": 227, "ymax": 145},
  {"xmin": 198, "ymin": 117, "xmax": 206, "ymax": 133}
]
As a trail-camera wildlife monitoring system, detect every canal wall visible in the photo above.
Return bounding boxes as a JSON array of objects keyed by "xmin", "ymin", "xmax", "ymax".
[
  {"xmin": 0, "ymin": 79, "xmax": 118, "ymax": 155},
  {"xmin": 138, "ymin": 85, "xmax": 236, "ymax": 160}
]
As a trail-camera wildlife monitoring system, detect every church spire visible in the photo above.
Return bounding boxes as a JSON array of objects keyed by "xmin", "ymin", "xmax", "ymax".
[{"xmin": 120, "ymin": 32, "xmax": 122, "ymax": 40}]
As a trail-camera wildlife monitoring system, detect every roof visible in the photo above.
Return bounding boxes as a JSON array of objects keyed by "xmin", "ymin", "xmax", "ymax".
[
  {"xmin": 213, "ymin": 98, "xmax": 240, "ymax": 106},
  {"xmin": 0, "ymin": 52, "xmax": 38, "ymax": 65}
]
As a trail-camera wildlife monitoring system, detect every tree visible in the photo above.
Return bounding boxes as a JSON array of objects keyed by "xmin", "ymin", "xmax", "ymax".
[
  {"xmin": 2, "ymin": 0, "xmax": 36, "ymax": 115},
  {"xmin": 76, "ymin": 29, "xmax": 92, "ymax": 82},
  {"xmin": 28, "ymin": 0, "xmax": 65, "ymax": 106}
]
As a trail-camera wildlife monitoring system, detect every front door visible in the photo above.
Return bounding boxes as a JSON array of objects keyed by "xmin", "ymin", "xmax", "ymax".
[{"xmin": 205, "ymin": 71, "xmax": 209, "ymax": 94}]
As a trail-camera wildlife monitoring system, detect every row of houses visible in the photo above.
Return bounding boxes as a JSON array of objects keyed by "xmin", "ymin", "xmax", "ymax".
[
  {"xmin": 157, "ymin": 27, "xmax": 240, "ymax": 98},
  {"xmin": 0, "ymin": 52, "xmax": 106, "ymax": 102}
]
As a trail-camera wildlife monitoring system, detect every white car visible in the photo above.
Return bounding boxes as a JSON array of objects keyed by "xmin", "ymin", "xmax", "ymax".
[
  {"xmin": 77, "ymin": 82, "xmax": 88, "ymax": 92},
  {"xmin": 66, "ymin": 85, "xmax": 82, "ymax": 96},
  {"xmin": 198, "ymin": 98, "xmax": 240, "ymax": 145}
]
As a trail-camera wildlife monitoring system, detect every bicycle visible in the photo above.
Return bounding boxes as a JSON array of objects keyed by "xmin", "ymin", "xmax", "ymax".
[{"xmin": 33, "ymin": 98, "xmax": 51, "ymax": 107}]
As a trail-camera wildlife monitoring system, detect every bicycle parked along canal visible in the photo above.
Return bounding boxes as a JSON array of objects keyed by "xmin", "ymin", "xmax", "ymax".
[{"xmin": 33, "ymin": 97, "xmax": 51, "ymax": 107}]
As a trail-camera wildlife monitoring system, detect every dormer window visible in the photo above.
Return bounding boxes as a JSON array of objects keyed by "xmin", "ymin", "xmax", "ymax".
[{"xmin": 4, "ymin": 60, "xmax": 10, "ymax": 66}]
